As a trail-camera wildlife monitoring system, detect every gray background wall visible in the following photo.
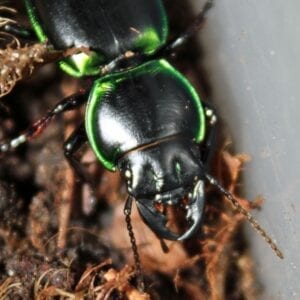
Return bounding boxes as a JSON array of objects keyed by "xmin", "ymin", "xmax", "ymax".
[{"xmin": 190, "ymin": 0, "xmax": 300, "ymax": 298}]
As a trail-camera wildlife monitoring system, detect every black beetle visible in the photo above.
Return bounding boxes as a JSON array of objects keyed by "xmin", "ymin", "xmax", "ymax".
[{"xmin": 0, "ymin": 0, "xmax": 283, "ymax": 259}]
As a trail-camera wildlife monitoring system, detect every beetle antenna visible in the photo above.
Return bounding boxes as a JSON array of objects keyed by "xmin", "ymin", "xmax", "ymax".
[
  {"xmin": 205, "ymin": 173, "xmax": 284, "ymax": 259},
  {"xmin": 124, "ymin": 196, "xmax": 145, "ymax": 292}
]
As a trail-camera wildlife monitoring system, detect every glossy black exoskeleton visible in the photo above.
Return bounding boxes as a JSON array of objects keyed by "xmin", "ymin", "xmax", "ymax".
[{"xmin": 1, "ymin": 0, "xmax": 283, "ymax": 260}]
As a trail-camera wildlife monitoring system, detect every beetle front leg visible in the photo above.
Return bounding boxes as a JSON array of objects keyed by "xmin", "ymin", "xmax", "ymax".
[
  {"xmin": 157, "ymin": 0, "xmax": 214, "ymax": 56},
  {"xmin": 0, "ymin": 89, "xmax": 89, "ymax": 153}
]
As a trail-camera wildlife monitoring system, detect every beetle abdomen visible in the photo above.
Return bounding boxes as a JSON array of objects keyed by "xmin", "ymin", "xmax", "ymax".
[{"xmin": 26, "ymin": 0, "xmax": 167, "ymax": 58}]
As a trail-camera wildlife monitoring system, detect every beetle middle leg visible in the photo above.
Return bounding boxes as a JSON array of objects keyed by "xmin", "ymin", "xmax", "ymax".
[
  {"xmin": 63, "ymin": 122, "xmax": 99, "ymax": 221},
  {"xmin": 64, "ymin": 123, "xmax": 96, "ymax": 189},
  {"xmin": 0, "ymin": 88, "xmax": 96, "ymax": 203}
]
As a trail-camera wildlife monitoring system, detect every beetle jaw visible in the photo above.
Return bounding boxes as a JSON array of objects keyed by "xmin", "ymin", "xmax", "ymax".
[{"xmin": 134, "ymin": 180, "xmax": 205, "ymax": 241}]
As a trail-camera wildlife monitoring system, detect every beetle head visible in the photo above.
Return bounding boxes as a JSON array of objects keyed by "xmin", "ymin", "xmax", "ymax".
[{"xmin": 118, "ymin": 139, "xmax": 206, "ymax": 240}]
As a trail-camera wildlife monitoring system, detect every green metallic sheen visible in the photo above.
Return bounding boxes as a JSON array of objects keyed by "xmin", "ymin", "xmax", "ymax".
[
  {"xmin": 86, "ymin": 81, "xmax": 117, "ymax": 171},
  {"xmin": 135, "ymin": 27, "xmax": 165, "ymax": 55},
  {"xmin": 159, "ymin": 59, "xmax": 206, "ymax": 143},
  {"xmin": 24, "ymin": 0, "xmax": 168, "ymax": 77},
  {"xmin": 157, "ymin": 0, "xmax": 169, "ymax": 47},
  {"xmin": 59, "ymin": 52, "xmax": 105, "ymax": 77},
  {"xmin": 85, "ymin": 59, "xmax": 206, "ymax": 171},
  {"xmin": 24, "ymin": 0, "xmax": 47, "ymax": 42},
  {"xmin": 24, "ymin": 0, "xmax": 105, "ymax": 77},
  {"xmin": 133, "ymin": 0, "xmax": 168, "ymax": 55}
]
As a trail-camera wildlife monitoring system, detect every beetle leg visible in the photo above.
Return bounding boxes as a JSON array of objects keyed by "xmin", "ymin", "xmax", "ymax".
[
  {"xmin": 64, "ymin": 123, "xmax": 97, "ymax": 213},
  {"xmin": 100, "ymin": 51, "xmax": 138, "ymax": 75},
  {"xmin": 0, "ymin": 89, "xmax": 88, "ymax": 153},
  {"xmin": 64, "ymin": 123, "xmax": 94, "ymax": 186},
  {"xmin": 2, "ymin": 23, "xmax": 36, "ymax": 41},
  {"xmin": 157, "ymin": 0, "xmax": 214, "ymax": 55}
]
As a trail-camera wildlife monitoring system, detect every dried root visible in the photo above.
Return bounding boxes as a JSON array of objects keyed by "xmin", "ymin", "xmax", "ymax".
[
  {"xmin": 0, "ymin": 43, "xmax": 47, "ymax": 97},
  {"xmin": 0, "ymin": 4, "xmax": 17, "ymax": 28},
  {"xmin": 0, "ymin": 43, "xmax": 91, "ymax": 97},
  {"xmin": 33, "ymin": 261, "xmax": 149, "ymax": 300}
]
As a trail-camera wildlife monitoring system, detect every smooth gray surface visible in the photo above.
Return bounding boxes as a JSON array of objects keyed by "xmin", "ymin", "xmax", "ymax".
[{"xmin": 190, "ymin": 0, "xmax": 299, "ymax": 298}]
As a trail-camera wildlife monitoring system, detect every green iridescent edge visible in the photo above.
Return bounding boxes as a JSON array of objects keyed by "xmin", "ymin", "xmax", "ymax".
[
  {"xmin": 24, "ymin": 0, "xmax": 47, "ymax": 42},
  {"xmin": 86, "ymin": 59, "xmax": 205, "ymax": 171},
  {"xmin": 24, "ymin": 0, "xmax": 104, "ymax": 77},
  {"xmin": 158, "ymin": 0, "xmax": 169, "ymax": 46},
  {"xmin": 59, "ymin": 53, "xmax": 105, "ymax": 77},
  {"xmin": 86, "ymin": 81, "xmax": 117, "ymax": 171},
  {"xmin": 160, "ymin": 60, "xmax": 206, "ymax": 143},
  {"xmin": 135, "ymin": 27, "xmax": 164, "ymax": 55},
  {"xmin": 25, "ymin": 0, "xmax": 168, "ymax": 76},
  {"xmin": 134, "ymin": 0, "xmax": 168, "ymax": 54}
]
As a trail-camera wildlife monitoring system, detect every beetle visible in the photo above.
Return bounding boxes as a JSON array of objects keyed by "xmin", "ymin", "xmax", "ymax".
[{"xmin": 0, "ymin": 0, "xmax": 283, "ymax": 257}]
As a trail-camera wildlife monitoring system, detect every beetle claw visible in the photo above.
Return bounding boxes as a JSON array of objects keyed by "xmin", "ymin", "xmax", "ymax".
[{"xmin": 136, "ymin": 180, "xmax": 205, "ymax": 241}]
